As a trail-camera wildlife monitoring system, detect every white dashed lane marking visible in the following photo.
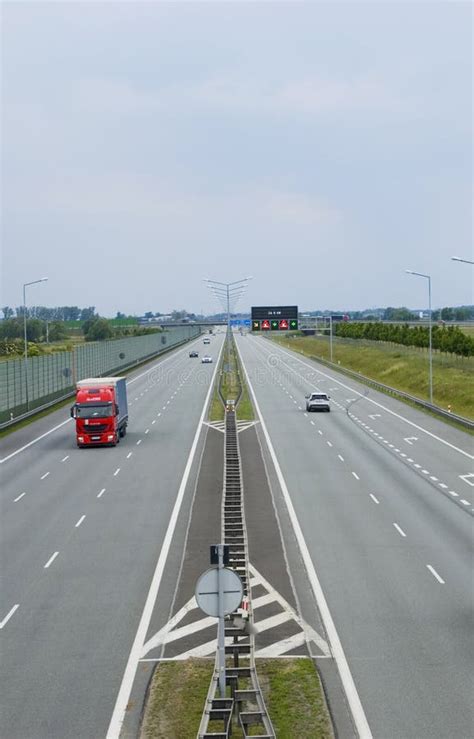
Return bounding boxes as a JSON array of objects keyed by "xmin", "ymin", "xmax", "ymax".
[
  {"xmin": 426, "ymin": 565, "xmax": 445, "ymax": 584},
  {"xmin": 352, "ymin": 472, "xmax": 360, "ymax": 480},
  {"xmin": 393, "ymin": 523, "xmax": 407, "ymax": 538},
  {"xmin": 75, "ymin": 515, "xmax": 86, "ymax": 528},
  {"xmin": 346, "ymin": 412, "xmax": 472, "ymax": 508},
  {"xmin": 61, "ymin": 456, "xmax": 69, "ymax": 462},
  {"xmin": 14, "ymin": 493, "xmax": 26, "ymax": 502},
  {"xmin": 44, "ymin": 552, "xmax": 59, "ymax": 569},
  {"xmin": 369, "ymin": 494, "xmax": 380, "ymax": 504},
  {"xmin": 40, "ymin": 472, "xmax": 50, "ymax": 480},
  {"xmin": 114, "ymin": 468, "xmax": 121, "ymax": 476},
  {"xmin": 97, "ymin": 488, "xmax": 106, "ymax": 498},
  {"xmin": 0, "ymin": 605, "xmax": 19, "ymax": 629}
]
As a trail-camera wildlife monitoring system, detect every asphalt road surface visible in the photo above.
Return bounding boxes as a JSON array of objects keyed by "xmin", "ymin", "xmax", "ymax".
[
  {"xmin": 0, "ymin": 333, "xmax": 224, "ymax": 739},
  {"xmin": 236, "ymin": 333, "xmax": 473, "ymax": 739}
]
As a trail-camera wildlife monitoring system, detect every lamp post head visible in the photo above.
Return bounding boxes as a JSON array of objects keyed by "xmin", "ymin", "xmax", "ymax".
[{"xmin": 451, "ymin": 256, "xmax": 474, "ymax": 264}]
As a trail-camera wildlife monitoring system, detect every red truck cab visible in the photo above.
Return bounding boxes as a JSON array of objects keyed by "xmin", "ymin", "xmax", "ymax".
[{"xmin": 71, "ymin": 377, "xmax": 128, "ymax": 448}]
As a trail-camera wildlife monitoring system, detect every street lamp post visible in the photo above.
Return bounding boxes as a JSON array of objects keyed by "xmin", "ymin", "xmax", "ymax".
[
  {"xmin": 23, "ymin": 278, "xmax": 48, "ymax": 410},
  {"xmin": 205, "ymin": 279, "xmax": 252, "ymax": 329},
  {"xmin": 406, "ymin": 270, "xmax": 433, "ymax": 404},
  {"xmin": 329, "ymin": 315, "xmax": 333, "ymax": 362},
  {"xmin": 204, "ymin": 277, "xmax": 252, "ymax": 371},
  {"xmin": 451, "ymin": 256, "xmax": 474, "ymax": 265}
]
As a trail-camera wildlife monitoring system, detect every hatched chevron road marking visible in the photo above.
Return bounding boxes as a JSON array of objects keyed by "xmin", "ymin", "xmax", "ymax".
[
  {"xmin": 203, "ymin": 421, "xmax": 226, "ymax": 433},
  {"xmin": 139, "ymin": 563, "xmax": 330, "ymax": 661}
]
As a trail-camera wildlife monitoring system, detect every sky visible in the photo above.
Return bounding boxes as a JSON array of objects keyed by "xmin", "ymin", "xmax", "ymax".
[{"xmin": 2, "ymin": 1, "xmax": 472, "ymax": 316}]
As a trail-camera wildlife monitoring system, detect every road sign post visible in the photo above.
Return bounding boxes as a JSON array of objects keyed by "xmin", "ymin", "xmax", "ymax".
[
  {"xmin": 217, "ymin": 545, "xmax": 226, "ymax": 698},
  {"xmin": 195, "ymin": 546, "xmax": 243, "ymax": 698}
]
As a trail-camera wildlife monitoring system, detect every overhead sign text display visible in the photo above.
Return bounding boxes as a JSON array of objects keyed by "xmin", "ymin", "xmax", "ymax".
[{"xmin": 251, "ymin": 306, "xmax": 298, "ymax": 331}]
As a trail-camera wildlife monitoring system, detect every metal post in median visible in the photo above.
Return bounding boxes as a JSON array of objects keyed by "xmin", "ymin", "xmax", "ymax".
[
  {"xmin": 195, "ymin": 546, "xmax": 243, "ymax": 699},
  {"xmin": 217, "ymin": 544, "xmax": 226, "ymax": 698}
]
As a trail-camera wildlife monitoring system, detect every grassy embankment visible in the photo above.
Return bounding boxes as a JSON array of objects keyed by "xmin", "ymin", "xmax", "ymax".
[
  {"xmin": 140, "ymin": 658, "xmax": 332, "ymax": 739},
  {"xmin": 209, "ymin": 335, "xmax": 254, "ymax": 422},
  {"xmin": 271, "ymin": 333, "xmax": 474, "ymax": 420}
]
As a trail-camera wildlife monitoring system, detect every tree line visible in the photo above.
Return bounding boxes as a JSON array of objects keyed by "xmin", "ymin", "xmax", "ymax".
[
  {"xmin": 1, "ymin": 305, "xmax": 97, "ymax": 321},
  {"xmin": 334, "ymin": 322, "xmax": 473, "ymax": 357}
]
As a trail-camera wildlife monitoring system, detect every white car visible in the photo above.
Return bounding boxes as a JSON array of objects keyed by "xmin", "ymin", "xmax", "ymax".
[
  {"xmin": 305, "ymin": 392, "xmax": 331, "ymax": 412},
  {"xmin": 203, "ymin": 338, "xmax": 211, "ymax": 344},
  {"xmin": 201, "ymin": 355, "xmax": 213, "ymax": 363}
]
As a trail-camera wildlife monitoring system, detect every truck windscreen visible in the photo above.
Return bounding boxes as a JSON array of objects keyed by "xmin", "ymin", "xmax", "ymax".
[{"xmin": 76, "ymin": 404, "xmax": 113, "ymax": 418}]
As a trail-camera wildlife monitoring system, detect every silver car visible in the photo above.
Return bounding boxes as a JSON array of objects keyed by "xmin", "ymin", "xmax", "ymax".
[{"xmin": 305, "ymin": 392, "xmax": 331, "ymax": 412}]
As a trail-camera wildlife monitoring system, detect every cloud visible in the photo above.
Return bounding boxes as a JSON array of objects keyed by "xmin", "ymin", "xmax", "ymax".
[{"xmin": 66, "ymin": 71, "xmax": 408, "ymax": 121}]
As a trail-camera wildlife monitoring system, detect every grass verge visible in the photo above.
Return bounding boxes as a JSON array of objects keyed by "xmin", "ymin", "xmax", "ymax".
[
  {"xmin": 208, "ymin": 335, "xmax": 254, "ymax": 422},
  {"xmin": 140, "ymin": 658, "xmax": 332, "ymax": 739},
  {"xmin": 271, "ymin": 334, "xmax": 474, "ymax": 420}
]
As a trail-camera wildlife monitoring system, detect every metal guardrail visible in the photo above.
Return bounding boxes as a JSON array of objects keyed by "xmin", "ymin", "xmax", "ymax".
[
  {"xmin": 198, "ymin": 409, "xmax": 275, "ymax": 739},
  {"xmin": 0, "ymin": 333, "xmax": 196, "ymax": 431}
]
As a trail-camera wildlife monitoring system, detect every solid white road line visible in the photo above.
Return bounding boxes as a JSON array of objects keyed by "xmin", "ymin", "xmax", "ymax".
[
  {"xmin": 426, "ymin": 565, "xmax": 445, "ymax": 584},
  {"xmin": 237, "ymin": 341, "xmax": 373, "ymax": 739},
  {"xmin": 393, "ymin": 523, "xmax": 407, "ymax": 538},
  {"xmin": 14, "ymin": 493, "xmax": 26, "ymax": 502},
  {"xmin": 97, "ymin": 488, "xmax": 106, "ymax": 498},
  {"xmin": 75, "ymin": 515, "xmax": 86, "ymax": 528},
  {"xmin": 0, "ymin": 419, "xmax": 72, "ymax": 464},
  {"xmin": 369, "ymin": 494, "xmax": 380, "ymax": 504},
  {"xmin": 44, "ymin": 552, "xmax": 59, "ymax": 569},
  {"xmin": 106, "ymin": 336, "xmax": 224, "ymax": 739},
  {"xmin": 0, "ymin": 605, "xmax": 19, "ymax": 629}
]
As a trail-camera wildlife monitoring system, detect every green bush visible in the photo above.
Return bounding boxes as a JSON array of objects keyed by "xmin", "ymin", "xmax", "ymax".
[{"xmin": 335, "ymin": 322, "xmax": 473, "ymax": 357}]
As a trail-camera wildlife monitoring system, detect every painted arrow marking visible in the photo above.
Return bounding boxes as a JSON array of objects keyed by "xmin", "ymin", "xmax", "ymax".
[
  {"xmin": 459, "ymin": 473, "xmax": 474, "ymax": 487},
  {"xmin": 404, "ymin": 437, "xmax": 418, "ymax": 445},
  {"xmin": 368, "ymin": 414, "xmax": 381, "ymax": 420}
]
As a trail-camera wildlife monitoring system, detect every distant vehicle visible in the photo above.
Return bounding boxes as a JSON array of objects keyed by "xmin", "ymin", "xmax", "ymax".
[
  {"xmin": 189, "ymin": 351, "xmax": 199, "ymax": 358},
  {"xmin": 305, "ymin": 392, "xmax": 331, "ymax": 412},
  {"xmin": 201, "ymin": 355, "xmax": 213, "ymax": 363},
  {"xmin": 203, "ymin": 338, "xmax": 211, "ymax": 344},
  {"xmin": 71, "ymin": 377, "xmax": 128, "ymax": 447}
]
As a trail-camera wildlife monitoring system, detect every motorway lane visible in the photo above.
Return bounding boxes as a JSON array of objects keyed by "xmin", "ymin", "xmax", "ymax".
[
  {"xmin": 237, "ymin": 334, "xmax": 473, "ymax": 739},
  {"xmin": 0, "ymin": 334, "xmax": 223, "ymax": 739},
  {"xmin": 256, "ymin": 337, "xmax": 474, "ymax": 515},
  {"xmin": 1, "ymin": 337, "xmax": 213, "ymax": 603}
]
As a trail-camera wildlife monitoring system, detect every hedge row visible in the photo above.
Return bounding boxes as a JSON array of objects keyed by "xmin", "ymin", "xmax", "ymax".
[{"xmin": 334, "ymin": 322, "xmax": 473, "ymax": 357}]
